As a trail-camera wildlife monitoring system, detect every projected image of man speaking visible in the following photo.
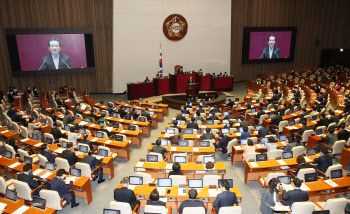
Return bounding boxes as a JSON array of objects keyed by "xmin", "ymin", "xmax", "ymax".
[
  {"xmin": 259, "ymin": 34, "xmax": 280, "ymax": 59},
  {"xmin": 40, "ymin": 38, "xmax": 71, "ymax": 70}
]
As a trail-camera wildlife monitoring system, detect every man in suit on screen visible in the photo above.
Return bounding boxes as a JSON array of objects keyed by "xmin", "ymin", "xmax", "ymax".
[
  {"xmin": 40, "ymin": 38, "xmax": 71, "ymax": 70},
  {"xmin": 259, "ymin": 34, "xmax": 280, "ymax": 59}
]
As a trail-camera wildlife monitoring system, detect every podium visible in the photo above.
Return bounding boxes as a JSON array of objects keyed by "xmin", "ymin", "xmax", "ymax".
[{"xmin": 186, "ymin": 83, "xmax": 199, "ymax": 96}]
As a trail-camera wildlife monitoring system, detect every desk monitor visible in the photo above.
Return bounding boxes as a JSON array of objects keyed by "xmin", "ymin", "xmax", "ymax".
[
  {"xmin": 32, "ymin": 133, "xmax": 39, "ymax": 141},
  {"xmin": 45, "ymin": 137, "xmax": 53, "ymax": 145},
  {"xmin": 282, "ymin": 152, "xmax": 293, "ymax": 159},
  {"xmin": 158, "ymin": 178, "xmax": 172, "ymax": 187},
  {"xmin": 149, "ymin": 111, "xmax": 155, "ymax": 116},
  {"xmin": 115, "ymin": 135, "xmax": 123, "ymax": 142},
  {"xmin": 32, "ymin": 197, "xmax": 46, "ymax": 210},
  {"xmin": 96, "ymin": 132, "xmax": 103, "ymax": 138},
  {"xmin": 304, "ymin": 173, "xmax": 318, "ymax": 183},
  {"xmin": 240, "ymin": 139, "xmax": 248, "ymax": 145},
  {"xmin": 278, "ymin": 176, "xmax": 291, "ymax": 184},
  {"xmin": 79, "ymin": 129, "xmax": 86, "ymax": 134},
  {"xmin": 315, "ymin": 129, "xmax": 323, "ymax": 135},
  {"xmin": 222, "ymin": 119, "xmax": 229, "ymax": 124},
  {"xmin": 255, "ymin": 125, "xmax": 261, "ymax": 131},
  {"xmin": 113, "ymin": 122, "xmax": 120, "ymax": 128},
  {"xmin": 237, "ymin": 118, "xmax": 242, "ymax": 123},
  {"xmin": 161, "ymin": 139, "xmax": 168, "ymax": 146},
  {"xmin": 223, "ymin": 112, "xmax": 229, "ymax": 116},
  {"xmin": 147, "ymin": 154, "xmax": 158, "ymax": 162},
  {"xmin": 256, "ymin": 153, "xmax": 267, "ymax": 162},
  {"xmin": 312, "ymin": 211, "xmax": 330, "ymax": 214},
  {"xmin": 5, "ymin": 189, "xmax": 17, "ymax": 201},
  {"xmin": 251, "ymin": 108, "xmax": 256, "ymax": 113},
  {"xmin": 307, "ymin": 148, "xmax": 316, "ymax": 156},
  {"xmin": 206, "ymin": 120, "xmax": 214, "ymax": 125},
  {"xmin": 104, "ymin": 209, "xmax": 121, "ymax": 214},
  {"xmin": 218, "ymin": 179, "xmax": 233, "ymax": 189},
  {"xmin": 225, "ymin": 100, "xmax": 230, "ymax": 104},
  {"xmin": 330, "ymin": 169, "xmax": 343, "ymax": 179},
  {"xmin": 289, "ymin": 120, "xmax": 295, "ymax": 126},
  {"xmin": 112, "ymin": 113, "xmax": 119, "ymax": 118},
  {"xmin": 178, "ymin": 140, "xmax": 189, "ymax": 147},
  {"xmin": 124, "ymin": 115, "xmax": 132, "ymax": 120},
  {"xmin": 166, "ymin": 129, "xmax": 175, "ymax": 134},
  {"xmin": 85, "ymin": 118, "xmax": 91, "ymax": 123},
  {"xmin": 139, "ymin": 117, "xmax": 146, "ymax": 122},
  {"xmin": 188, "ymin": 179, "xmax": 203, "ymax": 189},
  {"xmin": 129, "ymin": 176, "xmax": 143, "ymax": 185},
  {"xmin": 141, "ymin": 104, "xmax": 146, "ymax": 107},
  {"xmin": 239, "ymin": 127, "xmax": 244, "ymax": 133},
  {"xmin": 64, "ymin": 125, "xmax": 70, "ymax": 131},
  {"xmin": 184, "ymin": 129, "xmax": 193, "ymax": 135},
  {"xmin": 99, "ymin": 149, "xmax": 109, "ymax": 157},
  {"xmin": 24, "ymin": 156, "xmax": 33, "ymax": 165},
  {"xmin": 312, "ymin": 115, "xmax": 317, "ymax": 120},
  {"xmin": 45, "ymin": 162, "xmax": 55, "ymax": 171},
  {"xmin": 237, "ymin": 103, "xmax": 242, "ymax": 108},
  {"xmin": 199, "ymin": 141, "xmax": 210, "ymax": 148},
  {"xmin": 70, "ymin": 168, "xmax": 81, "ymax": 177},
  {"xmin": 279, "ymin": 135, "xmax": 287, "ymax": 142},
  {"xmin": 174, "ymin": 156, "xmax": 187, "ymax": 164},
  {"xmin": 128, "ymin": 125, "xmax": 136, "ymax": 131},
  {"xmin": 221, "ymin": 128, "xmax": 229, "ymax": 134},
  {"xmin": 79, "ymin": 145, "xmax": 88, "ymax": 153},
  {"xmin": 210, "ymin": 107, "xmax": 214, "ymax": 111},
  {"xmin": 268, "ymin": 114, "xmax": 273, "ymax": 119},
  {"xmin": 203, "ymin": 156, "xmax": 216, "ymax": 164},
  {"xmin": 154, "ymin": 105, "xmax": 159, "ymax": 109},
  {"xmin": 125, "ymin": 107, "xmax": 130, "ymax": 112},
  {"xmin": 129, "ymin": 101, "xmax": 134, "ymax": 105},
  {"xmin": 116, "ymin": 105, "xmax": 121, "ymax": 110},
  {"xmin": 5, "ymin": 150, "xmax": 12, "ymax": 159},
  {"xmin": 261, "ymin": 137, "xmax": 269, "ymax": 144}
]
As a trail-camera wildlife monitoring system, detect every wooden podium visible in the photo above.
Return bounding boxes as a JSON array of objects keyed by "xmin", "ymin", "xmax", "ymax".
[{"xmin": 186, "ymin": 83, "xmax": 199, "ymax": 96}]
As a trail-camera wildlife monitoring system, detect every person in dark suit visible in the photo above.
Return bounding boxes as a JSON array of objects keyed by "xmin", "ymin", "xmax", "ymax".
[
  {"xmin": 50, "ymin": 122, "xmax": 64, "ymax": 140},
  {"xmin": 296, "ymin": 119, "xmax": 310, "ymax": 141},
  {"xmin": 186, "ymin": 118, "xmax": 199, "ymax": 130},
  {"xmin": 151, "ymin": 139, "xmax": 167, "ymax": 159},
  {"xmin": 129, "ymin": 108, "xmax": 139, "ymax": 120},
  {"xmin": 117, "ymin": 107, "xmax": 126, "ymax": 119},
  {"xmin": 293, "ymin": 155, "xmax": 314, "ymax": 175},
  {"xmin": 51, "ymin": 169, "xmax": 79, "ymax": 208},
  {"xmin": 80, "ymin": 134, "xmax": 94, "ymax": 151},
  {"xmin": 259, "ymin": 34, "xmax": 280, "ymax": 59},
  {"xmin": 168, "ymin": 162, "xmax": 184, "ymax": 177},
  {"xmin": 114, "ymin": 177, "xmax": 140, "ymax": 210},
  {"xmin": 256, "ymin": 109, "xmax": 266, "ymax": 121},
  {"xmin": 321, "ymin": 126, "xmax": 338, "ymax": 147},
  {"xmin": 146, "ymin": 189, "xmax": 166, "ymax": 207},
  {"xmin": 337, "ymin": 123, "xmax": 349, "ymax": 141},
  {"xmin": 170, "ymin": 120, "xmax": 182, "ymax": 133},
  {"xmin": 40, "ymin": 144, "xmax": 55, "ymax": 163},
  {"xmin": 258, "ymin": 123, "xmax": 270, "ymax": 138},
  {"xmin": 99, "ymin": 124, "xmax": 112, "ymax": 137},
  {"xmin": 40, "ymin": 38, "xmax": 71, "ymax": 70},
  {"xmin": 224, "ymin": 110, "xmax": 235, "ymax": 120},
  {"xmin": 62, "ymin": 142, "xmax": 78, "ymax": 166},
  {"xmin": 175, "ymin": 113, "xmax": 186, "ymax": 121},
  {"xmin": 83, "ymin": 151, "xmax": 105, "ymax": 183},
  {"xmin": 144, "ymin": 77, "xmax": 151, "ymax": 83},
  {"xmin": 271, "ymin": 111, "xmax": 282, "ymax": 128},
  {"xmin": 260, "ymin": 178, "xmax": 281, "ymax": 214},
  {"xmin": 213, "ymin": 179, "xmax": 237, "ymax": 212},
  {"xmin": 141, "ymin": 108, "xmax": 151, "ymax": 121},
  {"xmin": 200, "ymin": 128, "xmax": 215, "ymax": 140},
  {"xmin": 281, "ymin": 178, "xmax": 309, "ymax": 208},
  {"xmin": 317, "ymin": 113, "xmax": 329, "ymax": 127},
  {"xmin": 314, "ymin": 148, "xmax": 332, "ymax": 175},
  {"xmin": 178, "ymin": 189, "xmax": 207, "ymax": 214},
  {"xmin": 8, "ymin": 138, "xmax": 20, "ymax": 153},
  {"xmin": 215, "ymin": 133, "xmax": 231, "ymax": 154},
  {"xmin": 18, "ymin": 165, "xmax": 48, "ymax": 197},
  {"xmin": 196, "ymin": 106, "xmax": 205, "ymax": 114},
  {"xmin": 181, "ymin": 108, "xmax": 190, "ymax": 114},
  {"xmin": 240, "ymin": 118, "xmax": 250, "ymax": 127},
  {"xmin": 188, "ymin": 76, "xmax": 194, "ymax": 84},
  {"xmin": 328, "ymin": 110, "xmax": 339, "ymax": 124}
]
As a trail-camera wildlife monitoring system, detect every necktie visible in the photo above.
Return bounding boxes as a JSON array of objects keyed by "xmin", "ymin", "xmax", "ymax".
[
  {"xmin": 269, "ymin": 50, "xmax": 272, "ymax": 59},
  {"xmin": 54, "ymin": 56, "xmax": 58, "ymax": 69}
]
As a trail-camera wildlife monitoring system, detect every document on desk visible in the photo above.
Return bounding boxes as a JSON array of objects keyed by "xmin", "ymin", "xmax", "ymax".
[
  {"xmin": 170, "ymin": 147, "xmax": 177, "ymax": 151},
  {"xmin": 135, "ymin": 161, "xmax": 144, "ymax": 168},
  {"xmin": 208, "ymin": 189, "xmax": 222, "ymax": 197},
  {"xmin": 104, "ymin": 140, "xmax": 112, "ymax": 145},
  {"xmin": 277, "ymin": 160, "xmax": 287, "ymax": 165},
  {"xmin": 132, "ymin": 121, "xmax": 137, "ymax": 124},
  {"xmin": 178, "ymin": 188, "xmax": 187, "ymax": 196},
  {"xmin": 235, "ymin": 133, "xmax": 241, "ymax": 137},
  {"xmin": 0, "ymin": 130, "xmax": 9, "ymax": 134},
  {"xmin": 201, "ymin": 125, "xmax": 206, "ymax": 129},
  {"xmin": 280, "ymin": 166, "xmax": 290, "ymax": 170},
  {"xmin": 12, "ymin": 205, "xmax": 30, "ymax": 214},
  {"xmin": 164, "ymin": 133, "xmax": 170, "ymax": 138},
  {"xmin": 120, "ymin": 130, "xmax": 127, "ymax": 133},
  {"xmin": 0, "ymin": 202, "xmax": 7, "ymax": 210},
  {"xmin": 54, "ymin": 148, "xmax": 65, "ymax": 154},
  {"xmin": 249, "ymin": 162, "xmax": 259, "ymax": 168},
  {"xmin": 282, "ymin": 184, "xmax": 294, "ymax": 192},
  {"xmin": 300, "ymin": 183, "xmax": 311, "ymax": 191},
  {"xmin": 22, "ymin": 138, "xmax": 29, "ymax": 142},
  {"xmin": 119, "ymin": 119, "xmax": 124, "ymax": 122},
  {"xmin": 255, "ymin": 144, "xmax": 262, "ymax": 149},
  {"xmin": 304, "ymin": 157, "xmax": 312, "ymax": 162},
  {"xmin": 106, "ymin": 117, "xmax": 111, "ymax": 120},
  {"xmin": 166, "ymin": 163, "xmax": 173, "ymax": 170},
  {"xmin": 79, "ymin": 121, "xmax": 86, "ymax": 126},
  {"xmin": 159, "ymin": 197, "xmax": 167, "ymax": 203},
  {"xmin": 40, "ymin": 172, "xmax": 53, "ymax": 179},
  {"xmin": 280, "ymin": 141, "xmax": 287, "ymax": 146},
  {"xmin": 106, "ymin": 127, "xmax": 113, "ymax": 132},
  {"xmin": 324, "ymin": 180, "xmax": 339, "ymax": 187},
  {"xmin": 91, "ymin": 138, "xmax": 99, "ymax": 142},
  {"xmin": 34, "ymin": 142, "xmax": 44, "ymax": 147},
  {"xmin": 33, "ymin": 169, "xmax": 43, "ymax": 176},
  {"xmin": 234, "ymin": 146, "xmax": 242, "ymax": 150},
  {"xmin": 193, "ymin": 147, "xmax": 199, "ymax": 152},
  {"xmin": 8, "ymin": 162, "xmax": 21, "ymax": 169},
  {"xmin": 272, "ymin": 205, "xmax": 291, "ymax": 212},
  {"xmin": 65, "ymin": 176, "xmax": 77, "ymax": 184}
]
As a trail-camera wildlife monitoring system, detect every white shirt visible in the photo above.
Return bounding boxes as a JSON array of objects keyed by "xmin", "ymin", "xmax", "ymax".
[{"xmin": 68, "ymin": 132, "xmax": 81, "ymax": 144}]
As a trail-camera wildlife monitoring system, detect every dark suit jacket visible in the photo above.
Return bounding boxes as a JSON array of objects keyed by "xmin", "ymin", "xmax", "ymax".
[
  {"xmin": 151, "ymin": 145, "xmax": 167, "ymax": 159},
  {"xmin": 282, "ymin": 189, "xmax": 309, "ymax": 207},
  {"xmin": 40, "ymin": 150, "xmax": 55, "ymax": 163},
  {"xmin": 17, "ymin": 173, "xmax": 39, "ymax": 191},
  {"xmin": 51, "ymin": 177, "xmax": 73, "ymax": 204},
  {"xmin": 201, "ymin": 133, "xmax": 215, "ymax": 140},
  {"xmin": 329, "ymin": 115, "xmax": 339, "ymax": 124},
  {"xmin": 114, "ymin": 187, "xmax": 139, "ymax": 210},
  {"xmin": 40, "ymin": 54, "xmax": 71, "ymax": 70},
  {"xmin": 83, "ymin": 155, "xmax": 103, "ymax": 171},
  {"xmin": 213, "ymin": 191, "xmax": 237, "ymax": 212},
  {"xmin": 146, "ymin": 200, "xmax": 166, "ymax": 207},
  {"xmin": 260, "ymin": 47, "xmax": 280, "ymax": 59},
  {"xmin": 317, "ymin": 118, "xmax": 330, "ymax": 127},
  {"xmin": 62, "ymin": 150, "xmax": 78, "ymax": 166},
  {"xmin": 186, "ymin": 122, "xmax": 199, "ymax": 130},
  {"xmin": 140, "ymin": 112, "xmax": 151, "ymax": 121},
  {"xmin": 258, "ymin": 128, "xmax": 270, "ymax": 138},
  {"xmin": 321, "ymin": 133, "xmax": 338, "ymax": 147},
  {"xmin": 271, "ymin": 116, "xmax": 283, "ymax": 126},
  {"xmin": 100, "ymin": 128, "xmax": 112, "ymax": 137},
  {"xmin": 119, "ymin": 110, "xmax": 127, "ymax": 118},
  {"xmin": 337, "ymin": 129, "xmax": 349, "ymax": 141},
  {"xmin": 178, "ymin": 199, "xmax": 207, "ymax": 214},
  {"xmin": 208, "ymin": 115, "xmax": 219, "ymax": 121},
  {"xmin": 176, "ymin": 115, "xmax": 186, "ymax": 121},
  {"xmin": 295, "ymin": 163, "xmax": 314, "ymax": 175},
  {"xmin": 240, "ymin": 121, "xmax": 250, "ymax": 127},
  {"xmin": 168, "ymin": 171, "xmax": 184, "ymax": 177},
  {"xmin": 314, "ymin": 155, "xmax": 332, "ymax": 173}
]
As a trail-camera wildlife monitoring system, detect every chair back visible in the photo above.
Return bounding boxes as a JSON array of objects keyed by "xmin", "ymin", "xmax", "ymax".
[
  {"xmin": 17, "ymin": 149, "xmax": 30, "ymax": 161},
  {"xmin": 203, "ymin": 175, "xmax": 221, "ymax": 187},
  {"xmin": 5, "ymin": 144, "xmax": 16, "ymax": 159},
  {"xmin": 12, "ymin": 180, "xmax": 33, "ymax": 201},
  {"xmin": 135, "ymin": 172, "xmax": 154, "ymax": 184},
  {"xmin": 278, "ymin": 121, "xmax": 288, "ymax": 132},
  {"xmin": 259, "ymin": 115, "xmax": 268, "ymax": 124},
  {"xmin": 40, "ymin": 190, "xmax": 65, "ymax": 210},
  {"xmin": 169, "ymin": 175, "xmax": 187, "ymax": 186},
  {"xmin": 265, "ymin": 134, "xmax": 277, "ymax": 140},
  {"xmin": 138, "ymin": 116, "xmax": 147, "ymax": 122},
  {"xmin": 44, "ymin": 133, "xmax": 55, "ymax": 143},
  {"xmin": 46, "ymin": 117, "xmax": 54, "ymax": 127},
  {"xmin": 109, "ymin": 201, "xmax": 132, "ymax": 214},
  {"xmin": 148, "ymin": 152, "xmax": 163, "ymax": 161},
  {"xmin": 247, "ymin": 137, "xmax": 258, "ymax": 143},
  {"xmin": 331, "ymin": 140, "xmax": 346, "ymax": 155},
  {"xmin": 218, "ymin": 206, "xmax": 242, "ymax": 214},
  {"xmin": 20, "ymin": 126, "xmax": 29, "ymax": 138},
  {"xmin": 297, "ymin": 168, "xmax": 316, "ymax": 180},
  {"xmin": 327, "ymin": 122, "xmax": 337, "ymax": 129},
  {"xmin": 290, "ymin": 202, "xmax": 315, "ymax": 214},
  {"xmin": 227, "ymin": 139, "xmax": 237, "ymax": 154},
  {"xmin": 292, "ymin": 146, "xmax": 305, "ymax": 157},
  {"xmin": 301, "ymin": 130, "xmax": 314, "ymax": 142},
  {"xmin": 115, "ymin": 134, "xmax": 127, "ymax": 142},
  {"xmin": 315, "ymin": 126, "xmax": 326, "ymax": 134},
  {"xmin": 12, "ymin": 122, "xmax": 20, "ymax": 133},
  {"xmin": 183, "ymin": 207, "xmax": 205, "ymax": 214},
  {"xmin": 38, "ymin": 154, "xmax": 48, "ymax": 168},
  {"xmin": 59, "ymin": 138, "xmax": 71, "ymax": 147},
  {"xmin": 265, "ymin": 173, "xmax": 285, "ymax": 185},
  {"xmin": 267, "ymin": 149, "xmax": 283, "ymax": 159},
  {"xmin": 0, "ymin": 176, "xmax": 8, "ymax": 194},
  {"xmin": 75, "ymin": 162, "xmax": 92, "ymax": 179},
  {"xmin": 323, "ymin": 198, "xmax": 348, "ymax": 214},
  {"xmin": 55, "ymin": 157, "xmax": 70, "ymax": 172},
  {"xmin": 144, "ymin": 205, "xmax": 168, "ymax": 214},
  {"xmin": 245, "ymin": 152, "xmax": 258, "ymax": 161},
  {"xmin": 77, "ymin": 143, "xmax": 90, "ymax": 154},
  {"xmin": 97, "ymin": 131, "xmax": 108, "ymax": 139}
]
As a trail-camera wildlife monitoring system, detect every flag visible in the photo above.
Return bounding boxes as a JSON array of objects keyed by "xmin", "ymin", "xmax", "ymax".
[{"xmin": 159, "ymin": 43, "xmax": 162, "ymax": 73}]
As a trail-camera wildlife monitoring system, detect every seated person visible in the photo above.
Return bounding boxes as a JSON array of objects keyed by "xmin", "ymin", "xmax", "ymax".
[
  {"xmin": 335, "ymin": 193, "xmax": 350, "ymax": 213},
  {"xmin": 151, "ymin": 139, "xmax": 167, "ymax": 159},
  {"xmin": 99, "ymin": 124, "xmax": 112, "ymax": 137},
  {"xmin": 80, "ymin": 134, "xmax": 94, "ymax": 151},
  {"xmin": 62, "ymin": 142, "xmax": 78, "ymax": 166},
  {"xmin": 168, "ymin": 162, "xmax": 184, "ymax": 177},
  {"xmin": 263, "ymin": 136, "xmax": 278, "ymax": 152},
  {"xmin": 50, "ymin": 122, "xmax": 64, "ymax": 140},
  {"xmin": 224, "ymin": 121, "xmax": 235, "ymax": 128},
  {"xmin": 292, "ymin": 155, "xmax": 314, "ymax": 176},
  {"xmin": 178, "ymin": 189, "xmax": 207, "ymax": 214},
  {"xmin": 18, "ymin": 164, "xmax": 50, "ymax": 196},
  {"xmin": 240, "ymin": 117, "xmax": 250, "ymax": 127},
  {"xmin": 83, "ymin": 151, "xmax": 105, "ymax": 184},
  {"xmin": 170, "ymin": 120, "xmax": 182, "ymax": 133},
  {"xmin": 317, "ymin": 126, "xmax": 338, "ymax": 152},
  {"xmin": 224, "ymin": 110, "xmax": 235, "ymax": 119},
  {"xmin": 240, "ymin": 126, "xmax": 251, "ymax": 140},
  {"xmin": 208, "ymin": 114, "xmax": 219, "ymax": 121},
  {"xmin": 175, "ymin": 113, "xmax": 186, "ymax": 121},
  {"xmin": 99, "ymin": 113, "xmax": 110, "ymax": 126},
  {"xmin": 242, "ymin": 139, "xmax": 256, "ymax": 158},
  {"xmin": 213, "ymin": 179, "xmax": 237, "ymax": 212},
  {"xmin": 258, "ymin": 123, "xmax": 269, "ymax": 138},
  {"xmin": 282, "ymin": 178, "xmax": 309, "ymax": 208},
  {"xmin": 314, "ymin": 148, "xmax": 332, "ymax": 175},
  {"xmin": 67, "ymin": 127, "xmax": 81, "ymax": 145},
  {"xmin": 200, "ymin": 128, "xmax": 215, "ymax": 140},
  {"xmin": 51, "ymin": 169, "xmax": 79, "ymax": 208},
  {"xmin": 201, "ymin": 162, "xmax": 218, "ymax": 179},
  {"xmin": 8, "ymin": 138, "xmax": 20, "ymax": 153},
  {"xmin": 296, "ymin": 119, "xmax": 309, "ymax": 141},
  {"xmin": 337, "ymin": 123, "xmax": 349, "ymax": 141},
  {"xmin": 114, "ymin": 177, "xmax": 140, "ymax": 210},
  {"xmin": 186, "ymin": 118, "xmax": 199, "ymax": 130},
  {"xmin": 40, "ymin": 144, "xmax": 55, "ymax": 163},
  {"xmin": 196, "ymin": 106, "xmax": 205, "ymax": 114},
  {"xmin": 144, "ymin": 77, "xmax": 151, "ymax": 83},
  {"xmin": 215, "ymin": 133, "xmax": 231, "ymax": 154},
  {"xmin": 146, "ymin": 189, "xmax": 166, "ymax": 207},
  {"xmin": 107, "ymin": 103, "xmax": 116, "ymax": 116}
]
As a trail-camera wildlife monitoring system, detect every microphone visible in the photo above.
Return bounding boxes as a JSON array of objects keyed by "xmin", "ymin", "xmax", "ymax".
[
  {"xmin": 39, "ymin": 60, "xmax": 46, "ymax": 70},
  {"xmin": 60, "ymin": 59, "xmax": 71, "ymax": 69}
]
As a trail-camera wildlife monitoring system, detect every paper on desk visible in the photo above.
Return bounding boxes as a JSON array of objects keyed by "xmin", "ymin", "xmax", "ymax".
[
  {"xmin": 235, "ymin": 133, "xmax": 241, "ymax": 137},
  {"xmin": 335, "ymin": 110, "xmax": 343, "ymax": 114},
  {"xmin": 79, "ymin": 121, "xmax": 86, "ymax": 126},
  {"xmin": 282, "ymin": 184, "xmax": 294, "ymax": 192},
  {"xmin": 255, "ymin": 144, "xmax": 262, "ymax": 149},
  {"xmin": 96, "ymin": 155, "xmax": 104, "ymax": 160},
  {"xmin": 0, "ymin": 130, "xmax": 9, "ymax": 134},
  {"xmin": 91, "ymin": 138, "xmax": 99, "ymax": 142},
  {"xmin": 201, "ymin": 125, "xmax": 206, "ymax": 129},
  {"xmin": 300, "ymin": 183, "xmax": 310, "ymax": 191},
  {"xmin": 135, "ymin": 162, "xmax": 144, "ymax": 168},
  {"xmin": 119, "ymin": 119, "xmax": 124, "ymax": 122},
  {"xmin": 273, "ymin": 205, "xmax": 291, "ymax": 212},
  {"xmin": 159, "ymin": 197, "xmax": 167, "ymax": 203},
  {"xmin": 235, "ymin": 123, "xmax": 240, "ymax": 126},
  {"xmin": 120, "ymin": 130, "xmax": 126, "ymax": 133},
  {"xmin": 34, "ymin": 142, "xmax": 44, "ymax": 147},
  {"xmin": 106, "ymin": 127, "xmax": 113, "ymax": 132},
  {"xmin": 164, "ymin": 133, "xmax": 170, "ymax": 138},
  {"xmin": 65, "ymin": 176, "xmax": 76, "ymax": 184},
  {"xmin": 8, "ymin": 162, "xmax": 21, "ymax": 169},
  {"xmin": 249, "ymin": 162, "xmax": 259, "ymax": 168},
  {"xmin": 12, "ymin": 205, "xmax": 30, "ymax": 214},
  {"xmin": 304, "ymin": 157, "xmax": 312, "ymax": 162},
  {"xmin": 22, "ymin": 138, "xmax": 29, "ymax": 142},
  {"xmin": 0, "ymin": 202, "xmax": 7, "ymax": 210},
  {"xmin": 324, "ymin": 180, "xmax": 339, "ymax": 187},
  {"xmin": 41, "ymin": 172, "xmax": 53, "ymax": 179},
  {"xmin": 132, "ymin": 121, "xmax": 137, "ymax": 124},
  {"xmin": 170, "ymin": 147, "xmax": 177, "ymax": 151},
  {"xmin": 166, "ymin": 163, "xmax": 173, "ymax": 170},
  {"xmin": 208, "ymin": 189, "xmax": 222, "ymax": 197},
  {"xmin": 90, "ymin": 124, "xmax": 96, "ymax": 127},
  {"xmin": 193, "ymin": 147, "xmax": 199, "ymax": 152},
  {"xmin": 178, "ymin": 188, "xmax": 186, "ymax": 195},
  {"xmin": 280, "ymin": 166, "xmax": 290, "ymax": 170},
  {"xmin": 277, "ymin": 160, "xmax": 287, "ymax": 165},
  {"xmin": 280, "ymin": 141, "xmax": 287, "ymax": 146},
  {"xmin": 54, "ymin": 148, "xmax": 65, "ymax": 154},
  {"xmin": 106, "ymin": 117, "xmax": 111, "ymax": 120},
  {"xmin": 33, "ymin": 169, "xmax": 43, "ymax": 176},
  {"xmin": 234, "ymin": 146, "xmax": 242, "ymax": 150},
  {"xmin": 104, "ymin": 140, "xmax": 112, "ymax": 145}
]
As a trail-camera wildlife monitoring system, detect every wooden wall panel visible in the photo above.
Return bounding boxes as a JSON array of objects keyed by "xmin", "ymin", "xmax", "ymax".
[
  {"xmin": 0, "ymin": 0, "xmax": 113, "ymax": 93},
  {"xmin": 231, "ymin": 0, "xmax": 350, "ymax": 81}
]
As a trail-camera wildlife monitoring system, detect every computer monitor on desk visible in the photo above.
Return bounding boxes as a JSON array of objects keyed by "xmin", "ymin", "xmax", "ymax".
[
  {"xmin": 188, "ymin": 179, "xmax": 203, "ymax": 189},
  {"xmin": 178, "ymin": 140, "xmax": 189, "ymax": 147},
  {"xmin": 174, "ymin": 156, "xmax": 187, "ymax": 164},
  {"xmin": 203, "ymin": 156, "xmax": 216, "ymax": 164},
  {"xmin": 147, "ymin": 154, "xmax": 158, "ymax": 162},
  {"xmin": 158, "ymin": 178, "xmax": 172, "ymax": 187},
  {"xmin": 256, "ymin": 153, "xmax": 267, "ymax": 162}
]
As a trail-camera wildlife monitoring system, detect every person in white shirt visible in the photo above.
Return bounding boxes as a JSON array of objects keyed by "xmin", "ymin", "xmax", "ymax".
[{"xmin": 67, "ymin": 127, "xmax": 81, "ymax": 145}]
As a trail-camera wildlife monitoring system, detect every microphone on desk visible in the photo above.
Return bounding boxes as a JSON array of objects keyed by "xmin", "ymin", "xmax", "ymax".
[
  {"xmin": 60, "ymin": 59, "xmax": 71, "ymax": 69},
  {"xmin": 39, "ymin": 60, "xmax": 46, "ymax": 70}
]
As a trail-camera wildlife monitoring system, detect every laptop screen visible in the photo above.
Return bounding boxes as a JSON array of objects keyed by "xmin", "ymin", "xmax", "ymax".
[
  {"xmin": 304, "ymin": 173, "xmax": 318, "ymax": 183},
  {"xmin": 41, "ymin": 119, "xmax": 46, "ymax": 124},
  {"xmin": 256, "ymin": 154, "xmax": 267, "ymax": 162},
  {"xmin": 149, "ymin": 111, "xmax": 155, "ymax": 115},
  {"xmin": 46, "ymin": 162, "xmax": 56, "ymax": 171},
  {"xmin": 166, "ymin": 129, "xmax": 175, "ymax": 134},
  {"xmin": 139, "ymin": 117, "xmax": 146, "ymax": 122},
  {"xmin": 268, "ymin": 114, "xmax": 273, "ymax": 119},
  {"xmin": 282, "ymin": 152, "xmax": 293, "ymax": 159},
  {"xmin": 279, "ymin": 135, "xmax": 287, "ymax": 142},
  {"xmin": 174, "ymin": 156, "xmax": 187, "ymax": 164},
  {"xmin": 5, "ymin": 189, "xmax": 17, "ymax": 201},
  {"xmin": 278, "ymin": 176, "xmax": 291, "ymax": 184},
  {"xmin": 128, "ymin": 125, "xmax": 136, "ymax": 131},
  {"xmin": 312, "ymin": 211, "xmax": 330, "ymax": 214},
  {"xmin": 96, "ymin": 132, "xmax": 103, "ymax": 138},
  {"xmin": 64, "ymin": 125, "xmax": 70, "ymax": 131},
  {"xmin": 206, "ymin": 120, "xmax": 214, "ymax": 125},
  {"xmin": 70, "ymin": 168, "xmax": 81, "ymax": 177},
  {"xmin": 116, "ymin": 106, "xmax": 121, "ymax": 110},
  {"xmin": 112, "ymin": 113, "xmax": 119, "ymax": 118},
  {"xmin": 104, "ymin": 209, "xmax": 121, "ymax": 214},
  {"xmin": 202, "ymin": 129, "xmax": 211, "ymax": 134},
  {"xmin": 222, "ymin": 119, "xmax": 229, "ymax": 124},
  {"xmin": 24, "ymin": 156, "xmax": 33, "ymax": 165},
  {"xmin": 239, "ymin": 127, "xmax": 244, "ymax": 133},
  {"xmin": 154, "ymin": 105, "xmax": 159, "ymax": 109},
  {"xmin": 140, "ymin": 104, "xmax": 146, "ymax": 107},
  {"xmin": 32, "ymin": 133, "xmax": 39, "ymax": 141},
  {"xmin": 221, "ymin": 128, "xmax": 229, "ymax": 134},
  {"xmin": 129, "ymin": 101, "xmax": 134, "ymax": 105},
  {"xmin": 261, "ymin": 137, "xmax": 269, "ymax": 144},
  {"xmin": 315, "ymin": 129, "xmax": 323, "ymax": 135},
  {"xmin": 218, "ymin": 179, "xmax": 233, "ymax": 189},
  {"xmin": 330, "ymin": 169, "xmax": 343, "ymax": 179},
  {"xmin": 79, "ymin": 145, "xmax": 88, "ymax": 153},
  {"xmin": 307, "ymin": 148, "xmax": 316, "ymax": 156},
  {"xmin": 223, "ymin": 112, "xmax": 229, "ymax": 116},
  {"xmin": 262, "ymin": 106, "xmax": 266, "ymax": 111},
  {"xmin": 289, "ymin": 120, "xmax": 295, "ymax": 126},
  {"xmin": 158, "ymin": 178, "xmax": 172, "ymax": 187},
  {"xmin": 125, "ymin": 107, "xmax": 130, "ymax": 112},
  {"xmin": 147, "ymin": 154, "xmax": 158, "ymax": 162},
  {"xmin": 255, "ymin": 125, "xmax": 261, "ymax": 131},
  {"xmin": 188, "ymin": 179, "xmax": 203, "ymax": 188},
  {"xmin": 199, "ymin": 141, "xmax": 210, "ymax": 147},
  {"xmin": 240, "ymin": 139, "xmax": 248, "ymax": 145},
  {"xmin": 46, "ymin": 137, "xmax": 53, "ymax": 145},
  {"xmin": 184, "ymin": 129, "xmax": 193, "ymax": 135},
  {"xmin": 178, "ymin": 140, "xmax": 189, "ymax": 147},
  {"xmin": 5, "ymin": 150, "xmax": 12, "ymax": 159},
  {"xmin": 32, "ymin": 197, "xmax": 46, "ymax": 210},
  {"xmin": 85, "ymin": 118, "xmax": 91, "ymax": 123},
  {"xmin": 129, "ymin": 176, "xmax": 143, "ymax": 185},
  {"xmin": 251, "ymin": 108, "xmax": 256, "ymax": 113},
  {"xmin": 237, "ymin": 118, "xmax": 242, "ymax": 123},
  {"xmin": 161, "ymin": 139, "xmax": 168, "ymax": 146},
  {"xmin": 125, "ymin": 115, "xmax": 132, "ymax": 120},
  {"xmin": 115, "ymin": 135, "xmax": 123, "ymax": 142},
  {"xmin": 79, "ymin": 129, "xmax": 86, "ymax": 134},
  {"xmin": 203, "ymin": 156, "xmax": 216, "ymax": 164},
  {"xmin": 237, "ymin": 103, "xmax": 242, "ymax": 108},
  {"xmin": 113, "ymin": 122, "xmax": 119, "ymax": 128},
  {"xmin": 99, "ymin": 149, "xmax": 109, "ymax": 157}
]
